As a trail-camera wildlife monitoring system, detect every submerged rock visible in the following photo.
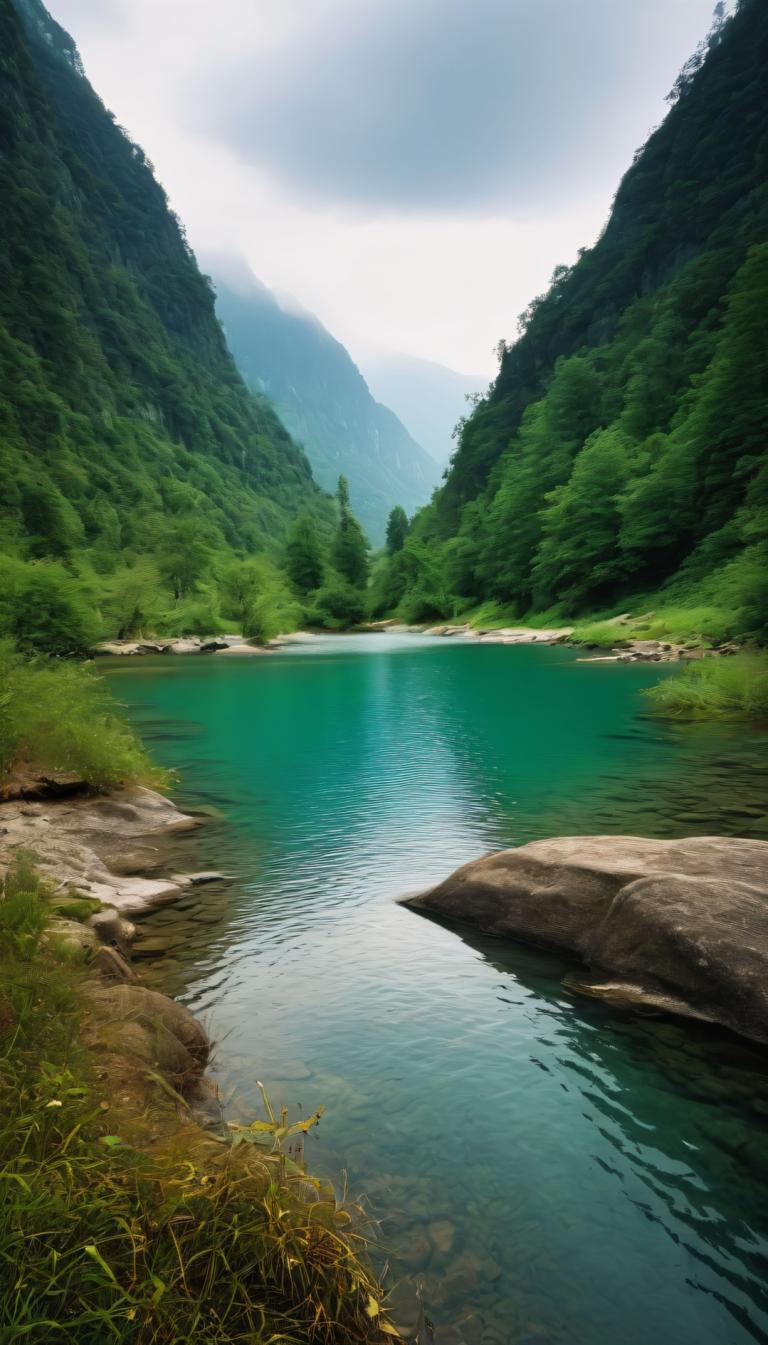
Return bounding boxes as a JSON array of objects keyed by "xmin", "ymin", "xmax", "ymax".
[{"xmin": 404, "ymin": 835, "xmax": 768, "ymax": 1044}]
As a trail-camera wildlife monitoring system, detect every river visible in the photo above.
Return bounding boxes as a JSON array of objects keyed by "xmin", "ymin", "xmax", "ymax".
[{"xmin": 104, "ymin": 632, "xmax": 768, "ymax": 1345}]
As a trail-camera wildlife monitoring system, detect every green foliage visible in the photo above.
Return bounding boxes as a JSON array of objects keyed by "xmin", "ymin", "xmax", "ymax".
[
  {"xmin": 333, "ymin": 509, "xmax": 370, "ymax": 589},
  {"xmin": 0, "ymin": 854, "xmax": 49, "ymax": 960},
  {"xmin": 0, "ymin": 556, "xmax": 100, "ymax": 655},
  {"xmin": 0, "ymin": 0, "xmax": 330, "ymax": 654},
  {"xmin": 309, "ymin": 578, "xmax": 367, "ymax": 630},
  {"xmin": 337, "ymin": 474, "xmax": 351, "ymax": 510},
  {"xmin": 100, "ymin": 559, "xmax": 164, "ymax": 639},
  {"xmin": 374, "ymin": 1, "xmax": 768, "ymax": 640},
  {"xmin": 220, "ymin": 556, "xmax": 301, "ymax": 644},
  {"xmin": 645, "ymin": 654, "xmax": 768, "ymax": 721},
  {"xmin": 285, "ymin": 511, "xmax": 326, "ymax": 593},
  {"xmin": 385, "ymin": 505, "xmax": 409, "ymax": 554},
  {"xmin": 0, "ymin": 639, "xmax": 166, "ymax": 787}
]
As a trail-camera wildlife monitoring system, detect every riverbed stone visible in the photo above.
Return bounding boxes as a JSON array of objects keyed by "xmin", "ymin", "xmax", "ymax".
[
  {"xmin": 428, "ymin": 1219, "xmax": 457, "ymax": 1255},
  {"xmin": 88, "ymin": 908, "xmax": 135, "ymax": 950},
  {"xmin": 89, "ymin": 945, "xmax": 137, "ymax": 983},
  {"xmin": 398, "ymin": 1227, "xmax": 432, "ymax": 1272},
  {"xmin": 404, "ymin": 835, "xmax": 768, "ymax": 1044}
]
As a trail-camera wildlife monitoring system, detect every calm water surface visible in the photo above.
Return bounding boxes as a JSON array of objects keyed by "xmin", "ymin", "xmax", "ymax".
[{"xmin": 105, "ymin": 634, "xmax": 768, "ymax": 1345}]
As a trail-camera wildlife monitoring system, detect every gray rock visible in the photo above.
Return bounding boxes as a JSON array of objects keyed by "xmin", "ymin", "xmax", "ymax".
[
  {"xmin": 86, "ymin": 981, "xmax": 209, "ymax": 1080},
  {"xmin": 88, "ymin": 909, "xmax": 135, "ymax": 951},
  {"xmin": 404, "ymin": 836, "xmax": 768, "ymax": 1044},
  {"xmin": 89, "ymin": 945, "xmax": 137, "ymax": 983},
  {"xmin": 172, "ymin": 871, "xmax": 229, "ymax": 886}
]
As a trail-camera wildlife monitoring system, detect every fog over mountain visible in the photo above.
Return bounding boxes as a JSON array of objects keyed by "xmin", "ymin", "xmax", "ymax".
[
  {"xmin": 363, "ymin": 355, "xmax": 487, "ymax": 469},
  {"xmin": 210, "ymin": 258, "xmax": 441, "ymax": 544}
]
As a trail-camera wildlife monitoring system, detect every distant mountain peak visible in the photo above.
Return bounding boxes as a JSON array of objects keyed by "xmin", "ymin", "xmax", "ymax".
[{"xmin": 210, "ymin": 257, "xmax": 441, "ymax": 544}]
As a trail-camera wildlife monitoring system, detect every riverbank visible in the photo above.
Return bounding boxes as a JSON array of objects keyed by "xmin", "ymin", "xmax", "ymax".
[
  {"xmin": 416, "ymin": 617, "xmax": 743, "ymax": 664},
  {"xmin": 0, "ymin": 783, "xmax": 405, "ymax": 1344}
]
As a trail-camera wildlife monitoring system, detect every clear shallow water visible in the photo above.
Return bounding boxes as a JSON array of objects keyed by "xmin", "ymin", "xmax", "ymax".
[{"xmin": 105, "ymin": 634, "xmax": 768, "ymax": 1345}]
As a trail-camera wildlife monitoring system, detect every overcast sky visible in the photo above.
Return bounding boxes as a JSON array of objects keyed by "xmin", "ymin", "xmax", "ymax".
[{"xmin": 50, "ymin": 0, "xmax": 717, "ymax": 376}]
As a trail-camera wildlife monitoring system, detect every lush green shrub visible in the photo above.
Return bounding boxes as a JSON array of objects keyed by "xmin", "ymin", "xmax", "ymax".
[
  {"xmin": 0, "ymin": 640, "xmax": 166, "ymax": 787},
  {"xmin": 0, "ymin": 557, "xmax": 100, "ymax": 655},
  {"xmin": 645, "ymin": 654, "xmax": 768, "ymax": 721},
  {"xmin": 0, "ymin": 860, "xmax": 403, "ymax": 1345},
  {"xmin": 310, "ymin": 579, "xmax": 367, "ymax": 630}
]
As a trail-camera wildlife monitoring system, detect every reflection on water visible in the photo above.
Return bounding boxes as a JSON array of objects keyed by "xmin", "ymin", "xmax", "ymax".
[{"xmin": 105, "ymin": 636, "xmax": 768, "ymax": 1345}]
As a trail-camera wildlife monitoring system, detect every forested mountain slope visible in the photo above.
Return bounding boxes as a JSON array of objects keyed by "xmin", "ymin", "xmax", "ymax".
[
  {"xmin": 212, "ymin": 265, "xmax": 441, "ymax": 545},
  {"xmin": 380, "ymin": 0, "xmax": 767, "ymax": 640},
  {"xmin": 0, "ymin": 0, "xmax": 325, "ymax": 647}
]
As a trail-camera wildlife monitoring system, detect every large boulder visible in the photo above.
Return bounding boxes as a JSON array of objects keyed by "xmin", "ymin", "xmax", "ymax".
[
  {"xmin": 404, "ymin": 836, "xmax": 768, "ymax": 1043},
  {"xmin": 85, "ymin": 982, "xmax": 209, "ymax": 1083}
]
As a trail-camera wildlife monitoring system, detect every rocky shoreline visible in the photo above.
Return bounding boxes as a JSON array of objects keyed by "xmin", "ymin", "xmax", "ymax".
[
  {"xmin": 419, "ymin": 622, "xmax": 738, "ymax": 662},
  {"xmin": 93, "ymin": 623, "xmax": 740, "ymax": 665},
  {"xmin": 94, "ymin": 632, "xmax": 319, "ymax": 657},
  {"xmin": 0, "ymin": 781, "xmax": 226, "ymax": 1121}
]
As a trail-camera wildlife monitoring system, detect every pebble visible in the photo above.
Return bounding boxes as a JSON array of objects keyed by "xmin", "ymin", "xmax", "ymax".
[
  {"xmin": 428, "ymin": 1220, "xmax": 456, "ymax": 1255},
  {"xmin": 397, "ymin": 1228, "xmax": 432, "ymax": 1273}
]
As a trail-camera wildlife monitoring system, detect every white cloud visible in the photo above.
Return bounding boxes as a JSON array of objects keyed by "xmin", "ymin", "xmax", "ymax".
[{"xmin": 47, "ymin": 0, "xmax": 716, "ymax": 374}]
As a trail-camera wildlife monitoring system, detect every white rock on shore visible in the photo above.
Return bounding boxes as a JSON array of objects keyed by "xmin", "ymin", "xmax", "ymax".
[
  {"xmin": 0, "ymin": 786, "xmax": 206, "ymax": 915},
  {"xmin": 93, "ymin": 635, "xmax": 263, "ymax": 657}
]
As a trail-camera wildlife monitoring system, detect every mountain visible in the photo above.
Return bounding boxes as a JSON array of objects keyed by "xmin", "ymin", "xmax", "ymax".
[
  {"xmin": 377, "ymin": 0, "xmax": 767, "ymax": 640},
  {"xmin": 362, "ymin": 354, "xmax": 486, "ymax": 469},
  {"xmin": 210, "ymin": 262, "xmax": 441, "ymax": 546},
  {"xmin": 0, "ymin": 0, "xmax": 325, "ymax": 646}
]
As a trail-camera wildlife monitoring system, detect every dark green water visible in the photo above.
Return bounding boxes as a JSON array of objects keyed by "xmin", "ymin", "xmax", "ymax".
[{"xmin": 105, "ymin": 634, "xmax": 768, "ymax": 1345}]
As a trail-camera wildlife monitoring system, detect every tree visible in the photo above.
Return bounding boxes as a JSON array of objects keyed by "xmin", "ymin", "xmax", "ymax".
[
  {"xmin": 385, "ymin": 506, "xmax": 409, "ymax": 554},
  {"xmin": 220, "ymin": 557, "xmax": 293, "ymax": 644},
  {"xmin": 333, "ymin": 511, "xmax": 369, "ymax": 589},
  {"xmin": 4, "ymin": 561, "xmax": 100, "ymax": 656},
  {"xmin": 336, "ymin": 475, "xmax": 350, "ymax": 511},
  {"xmin": 310, "ymin": 579, "xmax": 367, "ymax": 630},
  {"xmin": 157, "ymin": 521, "xmax": 214, "ymax": 600},
  {"xmin": 104, "ymin": 560, "xmax": 162, "ymax": 638},
  {"xmin": 285, "ymin": 512, "xmax": 325, "ymax": 593}
]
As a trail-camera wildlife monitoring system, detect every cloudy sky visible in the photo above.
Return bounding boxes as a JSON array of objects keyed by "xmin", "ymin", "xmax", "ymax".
[{"xmin": 50, "ymin": 0, "xmax": 717, "ymax": 376}]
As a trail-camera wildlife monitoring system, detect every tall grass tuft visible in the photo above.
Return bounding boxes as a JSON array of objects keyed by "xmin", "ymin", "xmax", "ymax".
[
  {"xmin": 0, "ymin": 639, "xmax": 168, "ymax": 789},
  {"xmin": 0, "ymin": 860, "xmax": 403, "ymax": 1344},
  {"xmin": 644, "ymin": 654, "xmax": 768, "ymax": 722}
]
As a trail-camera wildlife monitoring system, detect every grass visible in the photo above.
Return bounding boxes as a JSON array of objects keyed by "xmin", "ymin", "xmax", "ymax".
[
  {"xmin": 644, "ymin": 654, "xmax": 768, "ymax": 722},
  {"xmin": 566, "ymin": 602, "xmax": 742, "ymax": 649},
  {"xmin": 0, "ymin": 858, "xmax": 404, "ymax": 1343},
  {"xmin": 0, "ymin": 639, "xmax": 168, "ymax": 790}
]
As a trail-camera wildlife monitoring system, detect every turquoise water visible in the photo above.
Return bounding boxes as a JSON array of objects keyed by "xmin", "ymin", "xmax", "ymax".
[{"xmin": 105, "ymin": 634, "xmax": 768, "ymax": 1345}]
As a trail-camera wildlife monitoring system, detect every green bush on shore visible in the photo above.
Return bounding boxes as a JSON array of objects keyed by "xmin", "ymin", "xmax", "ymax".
[
  {"xmin": 644, "ymin": 654, "xmax": 768, "ymax": 722},
  {"xmin": 0, "ymin": 640, "xmax": 166, "ymax": 789}
]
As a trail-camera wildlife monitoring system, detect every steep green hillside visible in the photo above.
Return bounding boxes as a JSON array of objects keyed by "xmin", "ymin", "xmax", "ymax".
[
  {"xmin": 0, "ymin": 0, "xmax": 326, "ymax": 647},
  {"xmin": 212, "ymin": 264, "xmax": 441, "ymax": 545},
  {"xmin": 376, "ymin": 0, "xmax": 767, "ymax": 642}
]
